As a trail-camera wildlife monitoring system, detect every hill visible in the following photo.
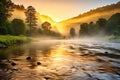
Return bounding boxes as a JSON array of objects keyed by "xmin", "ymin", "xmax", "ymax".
[{"xmin": 57, "ymin": 1, "xmax": 120, "ymax": 35}]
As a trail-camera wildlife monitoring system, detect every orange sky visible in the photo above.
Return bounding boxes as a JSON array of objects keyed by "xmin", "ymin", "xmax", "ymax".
[{"xmin": 12, "ymin": 0, "xmax": 120, "ymax": 22}]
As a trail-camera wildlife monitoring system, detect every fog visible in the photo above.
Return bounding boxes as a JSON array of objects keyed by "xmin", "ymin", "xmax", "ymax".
[
  {"xmin": 57, "ymin": 8, "xmax": 120, "ymax": 35},
  {"xmin": 31, "ymin": 36, "xmax": 115, "ymax": 48},
  {"xmin": 1, "ymin": 36, "xmax": 120, "ymax": 80},
  {"xmin": 10, "ymin": 5, "xmax": 120, "ymax": 36}
]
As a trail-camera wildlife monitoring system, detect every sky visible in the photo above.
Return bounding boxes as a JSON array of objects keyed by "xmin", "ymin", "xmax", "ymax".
[{"xmin": 12, "ymin": 0, "xmax": 120, "ymax": 22}]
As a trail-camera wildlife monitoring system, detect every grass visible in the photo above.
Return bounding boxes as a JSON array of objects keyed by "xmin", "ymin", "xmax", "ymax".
[{"xmin": 0, "ymin": 35, "xmax": 31, "ymax": 48}]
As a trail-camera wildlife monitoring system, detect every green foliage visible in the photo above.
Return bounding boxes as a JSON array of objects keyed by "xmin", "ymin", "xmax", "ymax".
[
  {"xmin": 0, "ymin": 0, "xmax": 13, "ymax": 27},
  {"xmin": 79, "ymin": 13, "xmax": 120, "ymax": 37},
  {"xmin": 97, "ymin": 18, "xmax": 107, "ymax": 29},
  {"xmin": 11, "ymin": 19, "xmax": 26, "ymax": 35},
  {"xmin": 0, "ymin": 35, "xmax": 31, "ymax": 47},
  {"xmin": 0, "ymin": 27, "xmax": 7, "ymax": 35},
  {"xmin": 88, "ymin": 22, "xmax": 97, "ymax": 35},
  {"xmin": 37, "ymin": 21, "xmax": 61, "ymax": 37},
  {"xmin": 0, "ymin": 0, "xmax": 13, "ymax": 35},
  {"xmin": 106, "ymin": 13, "xmax": 120, "ymax": 35},
  {"xmin": 79, "ymin": 23, "xmax": 90, "ymax": 36},
  {"xmin": 5, "ymin": 21, "xmax": 13, "ymax": 35}
]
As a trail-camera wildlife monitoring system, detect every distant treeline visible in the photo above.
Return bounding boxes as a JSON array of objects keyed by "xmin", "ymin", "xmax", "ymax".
[
  {"xmin": 68, "ymin": 13, "xmax": 120, "ymax": 38},
  {"xmin": 79, "ymin": 13, "xmax": 120, "ymax": 37}
]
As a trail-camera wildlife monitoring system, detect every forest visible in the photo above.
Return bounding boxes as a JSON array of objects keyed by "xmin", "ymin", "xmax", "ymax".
[
  {"xmin": 79, "ymin": 13, "xmax": 120, "ymax": 37},
  {"xmin": 0, "ymin": 0, "xmax": 61, "ymax": 36}
]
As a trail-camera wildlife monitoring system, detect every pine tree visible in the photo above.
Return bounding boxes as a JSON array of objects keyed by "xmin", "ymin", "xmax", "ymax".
[{"xmin": 25, "ymin": 6, "xmax": 37, "ymax": 35}]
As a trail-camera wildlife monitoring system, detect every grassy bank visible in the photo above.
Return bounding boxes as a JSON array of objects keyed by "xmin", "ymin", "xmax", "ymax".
[{"xmin": 0, "ymin": 35, "xmax": 31, "ymax": 48}]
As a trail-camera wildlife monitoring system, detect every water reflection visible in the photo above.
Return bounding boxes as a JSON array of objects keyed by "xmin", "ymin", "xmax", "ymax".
[
  {"xmin": 0, "ymin": 41, "xmax": 120, "ymax": 80},
  {"xmin": 0, "ymin": 43, "xmax": 91, "ymax": 70},
  {"xmin": 0, "ymin": 45, "xmax": 27, "ymax": 60}
]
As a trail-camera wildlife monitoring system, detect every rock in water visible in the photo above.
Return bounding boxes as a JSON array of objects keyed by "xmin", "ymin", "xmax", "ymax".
[
  {"xmin": 26, "ymin": 57, "xmax": 31, "ymax": 60},
  {"xmin": 37, "ymin": 62, "xmax": 41, "ymax": 65},
  {"xmin": 11, "ymin": 62, "xmax": 16, "ymax": 66},
  {"xmin": 105, "ymin": 51, "xmax": 109, "ymax": 54},
  {"xmin": 44, "ymin": 76, "xmax": 50, "ymax": 80}
]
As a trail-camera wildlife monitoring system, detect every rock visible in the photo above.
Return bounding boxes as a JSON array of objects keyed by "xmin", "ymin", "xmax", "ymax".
[
  {"xmin": 26, "ymin": 57, "xmax": 31, "ymax": 60},
  {"xmin": 69, "ymin": 46, "xmax": 75, "ymax": 49},
  {"xmin": 105, "ymin": 51, "xmax": 109, "ymax": 54},
  {"xmin": 116, "ymin": 72, "xmax": 120, "ymax": 75},
  {"xmin": 37, "ymin": 62, "xmax": 41, "ymax": 65},
  {"xmin": 11, "ymin": 62, "xmax": 16, "ymax": 66},
  {"xmin": 44, "ymin": 76, "xmax": 50, "ymax": 80}
]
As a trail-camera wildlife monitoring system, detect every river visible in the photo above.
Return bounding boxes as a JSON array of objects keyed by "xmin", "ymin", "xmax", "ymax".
[{"xmin": 0, "ymin": 39, "xmax": 120, "ymax": 80}]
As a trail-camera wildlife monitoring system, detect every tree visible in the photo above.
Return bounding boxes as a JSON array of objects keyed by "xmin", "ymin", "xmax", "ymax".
[
  {"xmin": 41, "ymin": 22, "xmax": 51, "ymax": 30},
  {"xmin": 11, "ymin": 19, "xmax": 26, "ymax": 35},
  {"xmin": 41, "ymin": 21, "xmax": 51, "ymax": 34},
  {"xmin": 6, "ymin": 21, "xmax": 13, "ymax": 35},
  {"xmin": 113, "ymin": 25, "xmax": 120, "ymax": 36},
  {"xmin": 97, "ymin": 18, "xmax": 107, "ymax": 27},
  {"xmin": 0, "ymin": 27, "xmax": 8, "ymax": 35},
  {"xmin": 0, "ymin": 0, "xmax": 13, "ymax": 35},
  {"xmin": 79, "ymin": 23, "xmax": 89, "ymax": 36},
  {"xmin": 25, "ymin": 6, "xmax": 37, "ymax": 35},
  {"xmin": 106, "ymin": 13, "xmax": 120, "ymax": 35},
  {"xmin": 88, "ymin": 22, "xmax": 97, "ymax": 36},
  {"xmin": 0, "ymin": 0, "xmax": 13, "ymax": 27},
  {"xmin": 96, "ymin": 18, "xmax": 107, "ymax": 33},
  {"xmin": 70, "ymin": 28, "xmax": 76, "ymax": 37}
]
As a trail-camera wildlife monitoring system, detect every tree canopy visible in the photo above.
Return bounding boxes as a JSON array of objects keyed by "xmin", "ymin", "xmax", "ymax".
[
  {"xmin": 79, "ymin": 13, "xmax": 120, "ymax": 37},
  {"xmin": 11, "ymin": 19, "xmax": 26, "ymax": 35}
]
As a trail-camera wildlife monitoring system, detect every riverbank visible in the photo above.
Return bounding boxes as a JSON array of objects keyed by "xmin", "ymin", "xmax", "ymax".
[{"xmin": 0, "ymin": 35, "xmax": 31, "ymax": 48}]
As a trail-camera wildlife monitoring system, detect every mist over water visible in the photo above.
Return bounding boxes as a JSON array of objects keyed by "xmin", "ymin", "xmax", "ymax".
[{"xmin": 0, "ymin": 38, "xmax": 120, "ymax": 80}]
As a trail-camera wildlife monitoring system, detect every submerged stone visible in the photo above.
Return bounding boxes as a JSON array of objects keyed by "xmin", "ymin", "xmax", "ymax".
[
  {"xmin": 11, "ymin": 62, "xmax": 16, "ymax": 66},
  {"xmin": 26, "ymin": 57, "xmax": 31, "ymax": 60},
  {"xmin": 37, "ymin": 62, "xmax": 41, "ymax": 65}
]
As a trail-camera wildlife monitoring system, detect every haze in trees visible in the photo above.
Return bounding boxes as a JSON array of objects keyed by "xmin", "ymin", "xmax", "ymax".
[
  {"xmin": 79, "ymin": 13, "xmax": 120, "ymax": 37},
  {"xmin": 70, "ymin": 28, "xmax": 76, "ymax": 38}
]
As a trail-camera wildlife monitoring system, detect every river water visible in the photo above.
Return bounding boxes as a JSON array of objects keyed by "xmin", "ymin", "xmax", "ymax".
[{"xmin": 0, "ymin": 39, "xmax": 120, "ymax": 80}]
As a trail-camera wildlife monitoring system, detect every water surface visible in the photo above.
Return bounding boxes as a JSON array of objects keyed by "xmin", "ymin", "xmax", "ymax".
[{"xmin": 0, "ymin": 39, "xmax": 120, "ymax": 80}]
